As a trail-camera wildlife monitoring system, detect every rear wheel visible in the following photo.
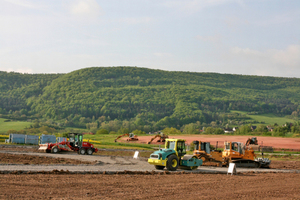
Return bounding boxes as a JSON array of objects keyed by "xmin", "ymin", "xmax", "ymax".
[
  {"xmin": 154, "ymin": 165, "xmax": 165, "ymax": 170},
  {"xmin": 51, "ymin": 146, "xmax": 59, "ymax": 153},
  {"xmin": 79, "ymin": 148, "xmax": 86, "ymax": 155},
  {"xmin": 87, "ymin": 148, "xmax": 93, "ymax": 155},
  {"xmin": 166, "ymin": 154, "xmax": 179, "ymax": 171}
]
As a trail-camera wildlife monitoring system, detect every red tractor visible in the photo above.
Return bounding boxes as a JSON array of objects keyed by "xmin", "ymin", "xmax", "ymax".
[{"xmin": 38, "ymin": 133, "xmax": 98, "ymax": 155}]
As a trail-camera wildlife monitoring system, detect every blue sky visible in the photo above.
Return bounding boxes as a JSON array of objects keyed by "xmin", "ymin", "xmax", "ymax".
[{"xmin": 1, "ymin": 0, "xmax": 299, "ymax": 77}]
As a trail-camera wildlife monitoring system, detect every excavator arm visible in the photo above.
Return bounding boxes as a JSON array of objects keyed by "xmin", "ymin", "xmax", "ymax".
[
  {"xmin": 148, "ymin": 135, "xmax": 161, "ymax": 144},
  {"xmin": 114, "ymin": 133, "xmax": 129, "ymax": 142}
]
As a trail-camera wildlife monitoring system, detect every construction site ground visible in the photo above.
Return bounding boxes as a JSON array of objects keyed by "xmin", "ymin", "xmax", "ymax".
[{"xmin": 1, "ymin": 145, "xmax": 300, "ymax": 199}]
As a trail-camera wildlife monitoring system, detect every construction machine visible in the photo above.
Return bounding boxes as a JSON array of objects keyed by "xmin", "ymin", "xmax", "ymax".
[
  {"xmin": 38, "ymin": 133, "xmax": 98, "ymax": 155},
  {"xmin": 222, "ymin": 140, "xmax": 271, "ymax": 168},
  {"xmin": 193, "ymin": 141, "xmax": 225, "ymax": 166},
  {"xmin": 147, "ymin": 133, "xmax": 168, "ymax": 144},
  {"xmin": 148, "ymin": 138, "xmax": 202, "ymax": 171},
  {"xmin": 114, "ymin": 133, "xmax": 138, "ymax": 142}
]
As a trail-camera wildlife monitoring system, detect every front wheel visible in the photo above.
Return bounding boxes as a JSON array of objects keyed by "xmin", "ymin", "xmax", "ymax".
[
  {"xmin": 51, "ymin": 146, "xmax": 59, "ymax": 153},
  {"xmin": 166, "ymin": 154, "xmax": 179, "ymax": 171},
  {"xmin": 87, "ymin": 148, "xmax": 93, "ymax": 155}
]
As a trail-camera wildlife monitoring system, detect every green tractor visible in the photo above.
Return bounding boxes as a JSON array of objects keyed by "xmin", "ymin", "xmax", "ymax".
[{"xmin": 148, "ymin": 138, "xmax": 203, "ymax": 171}]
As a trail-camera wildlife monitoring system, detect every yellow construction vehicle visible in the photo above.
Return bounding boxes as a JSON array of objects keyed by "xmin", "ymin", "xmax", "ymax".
[
  {"xmin": 222, "ymin": 140, "xmax": 271, "ymax": 168},
  {"xmin": 147, "ymin": 133, "xmax": 168, "ymax": 144},
  {"xmin": 193, "ymin": 141, "xmax": 225, "ymax": 166},
  {"xmin": 148, "ymin": 138, "xmax": 202, "ymax": 171},
  {"xmin": 114, "ymin": 133, "xmax": 138, "ymax": 142}
]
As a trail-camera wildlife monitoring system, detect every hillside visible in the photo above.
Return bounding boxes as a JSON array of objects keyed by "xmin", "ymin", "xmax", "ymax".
[{"xmin": 1, "ymin": 67, "xmax": 300, "ymax": 132}]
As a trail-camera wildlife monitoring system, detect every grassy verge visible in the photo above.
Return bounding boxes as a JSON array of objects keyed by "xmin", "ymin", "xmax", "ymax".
[{"xmin": 231, "ymin": 111, "xmax": 295, "ymax": 126}]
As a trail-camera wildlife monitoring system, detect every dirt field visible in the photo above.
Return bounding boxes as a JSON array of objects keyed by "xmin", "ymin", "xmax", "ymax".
[
  {"xmin": 1, "ymin": 145, "xmax": 300, "ymax": 199},
  {"xmin": 1, "ymin": 173, "xmax": 300, "ymax": 199},
  {"xmin": 138, "ymin": 135, "xmax": 300, "ymax": 149}
]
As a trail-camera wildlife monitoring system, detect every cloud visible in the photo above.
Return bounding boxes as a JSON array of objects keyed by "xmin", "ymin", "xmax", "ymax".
[
  {"xmin": 228, "ymin": 45, "xmax": 300, "ymax": 77},
  {"xmin": 69, "ymin": 0, "xmax": 102, "ymax": 17}
]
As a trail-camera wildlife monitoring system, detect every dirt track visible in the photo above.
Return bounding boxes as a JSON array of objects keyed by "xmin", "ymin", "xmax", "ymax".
[
  {"xmin": 138, "ymin": 135, "xmax": 300, "ymax": 149},
  {"xmin": 1, "ymin": 145, "xmax": 300, "ymax": 199}
]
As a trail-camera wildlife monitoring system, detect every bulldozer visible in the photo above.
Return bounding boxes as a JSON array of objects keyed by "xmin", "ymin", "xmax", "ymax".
[
  {"xmin": 114, "ymin": 133, "xmax": 138, "ymax": 142},
  {"xmin": 148, "ymin": 138, "xmax": 202, "ymax": 171},
  {"xmin": 193, "ymin": 141, "xmax": 225, "ymax": 167},
  {"xmin": 222, "ymin": 140, "xmax": 271, "ymax": 168},
  {"xmin": 38, "ymin": 133, "xmax": 98, "ymax": 155},
  {"xmin": 147, "ymin": 132, "xmax": 168, "ymax": 144}
]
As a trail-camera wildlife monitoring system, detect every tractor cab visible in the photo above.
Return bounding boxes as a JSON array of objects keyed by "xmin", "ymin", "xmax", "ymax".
[
  {"xmin": 165, "ymin": 139, "xmax": 186, "ymax": 157},
  {"xmin": 68, "ymin": 133, "xmax": 83, "ymax": 148},
  {"xmin": 193, "ymin": 141, "xmax": 211, "ymax": 154}
]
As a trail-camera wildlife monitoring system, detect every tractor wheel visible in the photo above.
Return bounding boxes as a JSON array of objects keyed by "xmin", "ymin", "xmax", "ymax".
[
  {"xmin": 166, "ymin": 154, "xmax": 179, "ymax": 171},
  {"xmin": 79, "ymin": 148, "xmax": 86, "ymax": 155},
  {"xmin": 51, "ymin": 146, "xmax": 59, "ymax": 153},
  {"xmin": 155, "ymin": 165, "xmax": 165, "ymax": 170},
  {"xmin": 87, "ymin": 148, "xmax": 93, "ymax": 155},
  {"xmin": 46, "ymin": 149, "xmax": 51, "ymax": 153}
]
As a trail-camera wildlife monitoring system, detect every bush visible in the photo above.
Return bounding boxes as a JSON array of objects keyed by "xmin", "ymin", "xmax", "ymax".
[{"xmin": 96, "ymin": 129, "xmax": 109, "ymax": 134}]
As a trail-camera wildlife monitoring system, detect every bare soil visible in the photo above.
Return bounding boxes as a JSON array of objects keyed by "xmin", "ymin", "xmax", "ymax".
[
  {"xmin": 1, "ymin": 173, "xmax": 300, "ymax": 199},
  {"xmin": 1, "ymin": 145, "xmax": 300, "ymax": 199},
  {"xmin": 138, "ymin": 135, "xmax": 300, "ymax": 149}
]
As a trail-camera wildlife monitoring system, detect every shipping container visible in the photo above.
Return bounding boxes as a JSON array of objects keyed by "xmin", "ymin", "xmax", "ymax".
[
  {"xmin": 39, "ymin": 134, "xmax": 56, "ymax": 144},
  {"xmin": 9, "ymin": 134, "xmax": 25, "ymax": 144},
  {"xmin": 25, "ymin": 135, "xmax": 39, "ymax": 145}
]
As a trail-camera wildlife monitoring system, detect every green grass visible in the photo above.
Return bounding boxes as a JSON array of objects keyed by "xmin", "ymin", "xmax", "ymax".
[
  {"xmin": 231, "ymin": 111, "xmax": 295, "ymax": 126},
  {"xmin": 0, "ymin": 118, "xmax": 33, "ymax": 133},
  {"xmin": 83, "ymin": 134, "xmax": 156, "ymax": 151}
]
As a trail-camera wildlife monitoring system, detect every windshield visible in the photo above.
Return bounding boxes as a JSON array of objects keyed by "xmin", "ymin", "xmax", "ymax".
[
  {"xmin": 167, "ymin": 141, "xmax": 176, "ymax": 150},
  {"xmin": 225, "ymin": 142, "xmax": 230, "ymax": 150}
]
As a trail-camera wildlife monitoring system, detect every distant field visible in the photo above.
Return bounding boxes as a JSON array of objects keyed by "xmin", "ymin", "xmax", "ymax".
[
  {"xmin": 0, "ymin": 118, "xmax": 32, "ymax": 133},
  {"xmin": 232, "ymin": 111, "xmax": 295, "ymax": 126}
]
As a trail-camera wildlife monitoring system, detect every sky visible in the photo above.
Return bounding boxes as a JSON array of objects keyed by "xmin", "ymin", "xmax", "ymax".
[{"xmin": 0, "ymin": 0, "xmax": 300, "ymax": 78}]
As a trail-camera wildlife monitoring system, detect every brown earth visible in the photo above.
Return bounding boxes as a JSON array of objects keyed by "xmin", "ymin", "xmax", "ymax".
[
  {"xmin": 0, "ymin": 173, "xmax": 300, "ymax": 199},
  {"xmin": 1, "ymin": 146, "xmax": 300, "ymax": 199},
  {"xmin": 138, "ymin": 135, "xmax": 300, "ymax": 149}
]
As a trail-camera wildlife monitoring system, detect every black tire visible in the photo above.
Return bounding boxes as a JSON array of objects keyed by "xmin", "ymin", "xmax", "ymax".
[
  {"xmin": 79, "ymin": 148, "xmax": 86, "ymax": 155},
  {"xmin": 51, "ymin": 146, "xmax": 59, "ymax": 153},
  {"xmin": 154, "ymin": 165, "xmax": 165, "ymax": 170},
  {"xmin": 46, "ymin": 149, "xmax": 51, "ymax": 153},
  {"xmin": 166, "ymin": 154, "xmax": 179, "ymax": 171},
  {"xmin": 87, "ymin": 148, "xmax": 93, "ymax": 155}
]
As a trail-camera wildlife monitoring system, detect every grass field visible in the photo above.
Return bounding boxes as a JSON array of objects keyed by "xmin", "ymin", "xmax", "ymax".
[
  {"xmin": 231, "ymin": 111, "xmax": 295, "ymax": 126},
  {"xmin": 0, "ymin": 118, "xmax": 33, "ymax": 134},
  {"xmin": 83, "ymin": 133, "xmax": 156, "ymax": 151}
]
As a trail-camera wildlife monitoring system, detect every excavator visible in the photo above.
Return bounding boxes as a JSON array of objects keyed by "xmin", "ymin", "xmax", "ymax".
[
  {"xmin": 114, "ymin": 133, "xmax": 138, "ymax": 142},
  {"xmin": 148, "ymin": 133, "xmax": 168, "ymax": 144}
]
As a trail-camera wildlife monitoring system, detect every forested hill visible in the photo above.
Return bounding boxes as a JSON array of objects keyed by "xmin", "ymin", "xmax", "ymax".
[{"xmin": 1, "ymin": 67, "xmax": 300, "ymax": 131}]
